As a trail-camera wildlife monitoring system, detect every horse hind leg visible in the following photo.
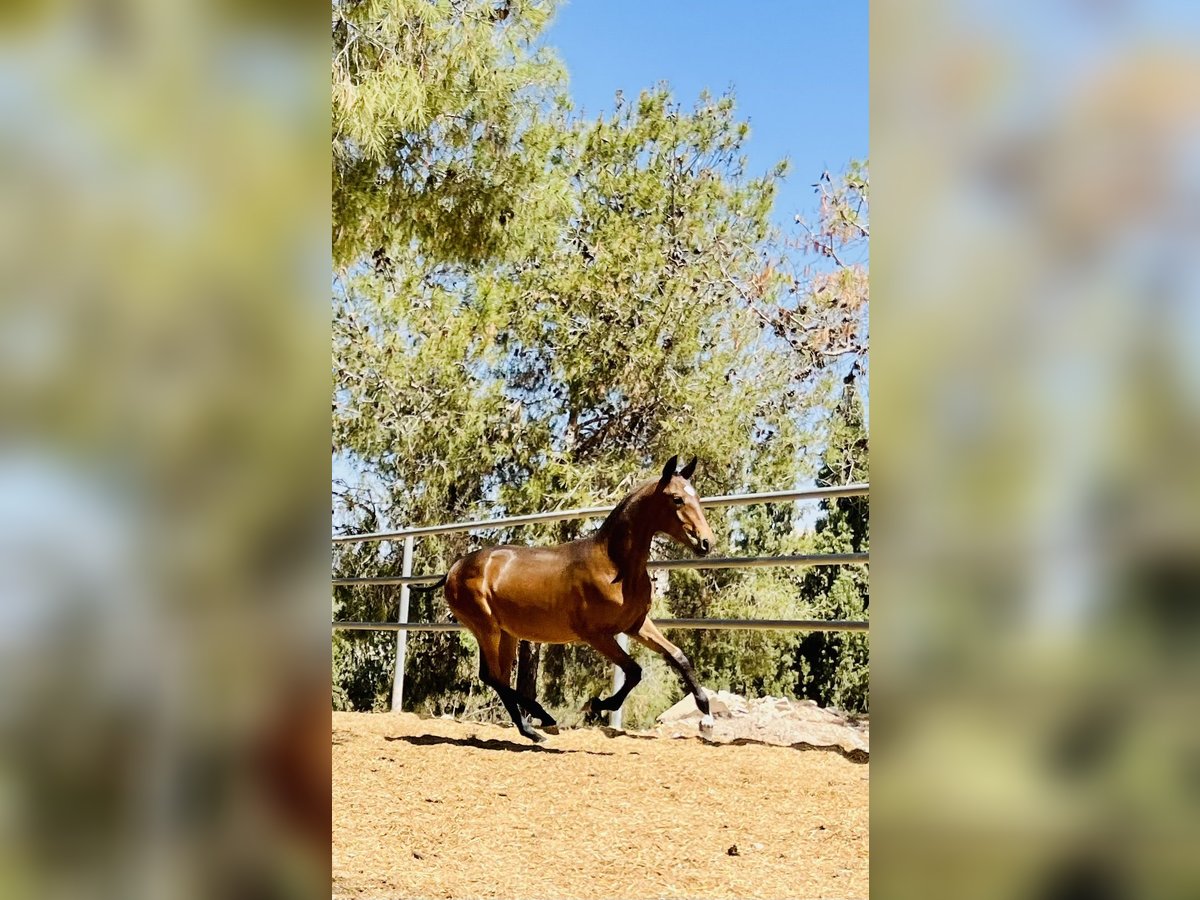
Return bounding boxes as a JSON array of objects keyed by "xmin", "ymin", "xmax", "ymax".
[
  {"xmin": 446, "ymin": 575, "xmax": 545, "ymax": 743},
  {"xmin": 499, "ymin": 632, "xmax": 558, "ymax": 733},
  {"xmin": 475, "ymin": 626, "xmax": 545, "ymax": 743},
  {"xmin": 580, "ymin": 633, "xmax": 642, "ymax": 725}
]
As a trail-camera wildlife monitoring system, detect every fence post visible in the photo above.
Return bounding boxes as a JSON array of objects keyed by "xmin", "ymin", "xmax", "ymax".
[
  {"xmin": 390, "ymin": 534, "xmax": 415, "ymax": 712},
  {"xmin": 608, "ymin": 632, "xmax": 629, "ymax": 730}
]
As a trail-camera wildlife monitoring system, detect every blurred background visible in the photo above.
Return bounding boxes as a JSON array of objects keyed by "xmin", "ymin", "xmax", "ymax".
[
  {"xmin": 874, "ymin": 1, "xmax": 1200, "ymax": 898},
  {"xmin": 0, "ymin": 1, "xmax": 328, "ymax": 898}
]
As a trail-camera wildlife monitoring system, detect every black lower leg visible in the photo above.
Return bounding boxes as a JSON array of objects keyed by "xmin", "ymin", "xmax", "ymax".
[
  {"xmin": 479, "ymin": 660, "xmax": 543, "ymax": 742},
  {"xmin": 666, "ymin": 649, "xmax": 710, "ymax": 717},
  {"xmin": 586, "ymin": 661, "xmax": 642, "ymax": 718},
  {"xmin": 515, "ymin": 692, "xmax": 556, "ymax": 728},
  {"xmin": 488, "ymin": 679, "xmax": 544, "ymax": 742}
]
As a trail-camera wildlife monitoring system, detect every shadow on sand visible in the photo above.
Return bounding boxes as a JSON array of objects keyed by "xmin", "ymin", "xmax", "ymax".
[
  {"xmin": 385, "ymin": 733, "xmax": 615, "ymax": 756},
  {"xmin": 599, "ymin": 726, "xmax": 869, "ymax": 763}
]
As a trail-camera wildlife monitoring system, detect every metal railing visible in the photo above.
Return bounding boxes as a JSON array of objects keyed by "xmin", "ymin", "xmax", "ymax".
[
  {"xmin": 332, "ymin": 482, "xmax": 869, "ymax": 721},
  {"xmin": 330, "ymin": 553, "xmax": 868, "ymax": 587},
  {"xmin": 331, "ymin": 483, "xmax": 869, "ymax": 543}
]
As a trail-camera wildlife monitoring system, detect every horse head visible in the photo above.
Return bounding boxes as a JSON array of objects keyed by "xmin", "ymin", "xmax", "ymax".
[{"xmin": 654, "ymin": 455, "xmax": 716, "ymax": 557}]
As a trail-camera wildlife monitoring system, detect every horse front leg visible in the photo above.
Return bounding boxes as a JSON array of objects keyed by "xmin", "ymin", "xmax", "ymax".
[
  {"xmin": 579, "ymin": 633, "xmax": 642, "ymax": 724},
  {"xmin": 630, "ymin": 618, "xmax": 714, "ymax": 736}
]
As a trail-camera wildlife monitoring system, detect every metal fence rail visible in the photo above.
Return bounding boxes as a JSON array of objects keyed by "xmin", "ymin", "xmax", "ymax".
[
  {"xmin": 331, "ymin": 483, "xmax": 869, "ymax": 543},
  {"xmin": 331, "ymin": 552, "xmax": 868, "ymax": 587},
  {"xmin": 332, "ymin": 482, "xmax": 869, "ymax": 719}
]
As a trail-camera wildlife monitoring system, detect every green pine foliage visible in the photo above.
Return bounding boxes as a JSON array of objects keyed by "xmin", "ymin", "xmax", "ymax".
[
  {"xmin": 794, "ymin": 383, "xmax": 870, "ymax": 712},
  {"xmin": 333, "ymin": 0, "xmax": 569, "ymax": 267}
]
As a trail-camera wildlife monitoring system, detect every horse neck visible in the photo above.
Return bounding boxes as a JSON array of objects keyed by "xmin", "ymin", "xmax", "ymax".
[{"xmin": 596, "ymin": 484, "xmax": 660, "ymax": 577}]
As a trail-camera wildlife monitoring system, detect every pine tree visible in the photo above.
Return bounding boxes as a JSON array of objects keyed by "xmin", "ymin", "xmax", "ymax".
[
  {"xmin": 794, "ymin": 381, "xmax": 870, "ymax": 712},
  {"xmin": 333, "ymin": 0, "xmax": 569, "ymax": 268},
  {"xmin": 333, "ymin": 86, "xmax": 811, "ymax": 714}
]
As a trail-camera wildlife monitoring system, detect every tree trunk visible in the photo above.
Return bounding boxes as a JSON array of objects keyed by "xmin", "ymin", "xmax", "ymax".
[{"xmin": 516, "ymin": 640, "xmax": 540, "ymax": 700}]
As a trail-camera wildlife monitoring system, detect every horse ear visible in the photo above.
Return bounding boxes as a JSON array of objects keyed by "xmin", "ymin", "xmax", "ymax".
[
  {"xmin": 658, "ymin": 455, "xmax": 679, "ymax": 488},
  {"xmin": 679, "ymin": 457, "xmax": 697, "ymax": 480}
]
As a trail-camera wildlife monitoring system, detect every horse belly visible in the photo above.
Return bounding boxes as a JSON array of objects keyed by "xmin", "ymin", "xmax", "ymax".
[
  {"xmin": 487, "ymin": 591, "xmax": 578, "ymax": 643},
  {"xmin": 564, "ymin": 579, "xmax": 651, "ymax": 638}
]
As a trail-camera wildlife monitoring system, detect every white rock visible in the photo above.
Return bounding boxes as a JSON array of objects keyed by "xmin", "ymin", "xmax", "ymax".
[
  {"xmin": 713, "ymin": 690, "xmax": 748, "ymax": 715},
  {"xmin": 656, "ymin": 689, "xmax": 731, "ymax": 723}
]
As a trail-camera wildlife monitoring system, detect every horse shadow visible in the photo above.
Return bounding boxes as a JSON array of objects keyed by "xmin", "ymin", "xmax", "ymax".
[{"xmin": 385, "ymin": 733, "xmax": 615, "ymax": 756}]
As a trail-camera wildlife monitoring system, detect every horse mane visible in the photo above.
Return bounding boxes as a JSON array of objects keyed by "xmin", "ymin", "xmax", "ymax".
[{"xmin": 596, "ymin": 479, "xmax": 658, "ymax": 584}]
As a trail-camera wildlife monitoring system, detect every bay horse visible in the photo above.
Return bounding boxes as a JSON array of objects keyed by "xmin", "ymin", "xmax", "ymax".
[{"xmin": 438, "ymin": 455, "xmax": 718, "ymax": 742}]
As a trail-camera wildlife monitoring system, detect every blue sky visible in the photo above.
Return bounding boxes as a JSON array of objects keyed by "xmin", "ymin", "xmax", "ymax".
[{"xmin": 541, "ymin": 1, "xmax": 868, "ymax": 229}]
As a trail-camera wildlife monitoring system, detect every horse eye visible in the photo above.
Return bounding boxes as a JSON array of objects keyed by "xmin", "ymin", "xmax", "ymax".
[{"xmin": 673, "ymin": 496, "xmax": 684, "ymax": 506}]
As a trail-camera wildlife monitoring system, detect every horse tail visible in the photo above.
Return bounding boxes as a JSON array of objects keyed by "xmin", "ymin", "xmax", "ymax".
[{"xmin": 407, "ymin": 574, "xmax": 448, "ymax": 593}]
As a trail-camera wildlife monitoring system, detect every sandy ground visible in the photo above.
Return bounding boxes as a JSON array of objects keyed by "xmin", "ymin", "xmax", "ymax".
[{"xmin": 333, "ymin": 711, "xmax": 868, "ymax": 900}]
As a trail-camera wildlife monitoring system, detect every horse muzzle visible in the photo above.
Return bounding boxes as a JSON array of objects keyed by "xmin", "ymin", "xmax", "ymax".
[{"xmin": 688, "ymin": 534, "xmax": 712, "ymax": 556}]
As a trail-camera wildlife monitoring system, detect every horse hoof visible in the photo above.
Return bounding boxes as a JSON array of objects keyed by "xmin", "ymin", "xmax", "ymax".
[
  {"xmin": 524, "ymin": 729, "xmax": 546, "ymax": 743},
  {"xmin": 541, "ymin": 724, "xmax": 560, "ymax": 735}
]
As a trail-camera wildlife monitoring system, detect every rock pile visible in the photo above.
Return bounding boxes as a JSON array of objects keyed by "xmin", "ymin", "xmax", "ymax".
[{"xmin": 654, "ymin": 689, "xmax": 869, "ymax": 759}]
